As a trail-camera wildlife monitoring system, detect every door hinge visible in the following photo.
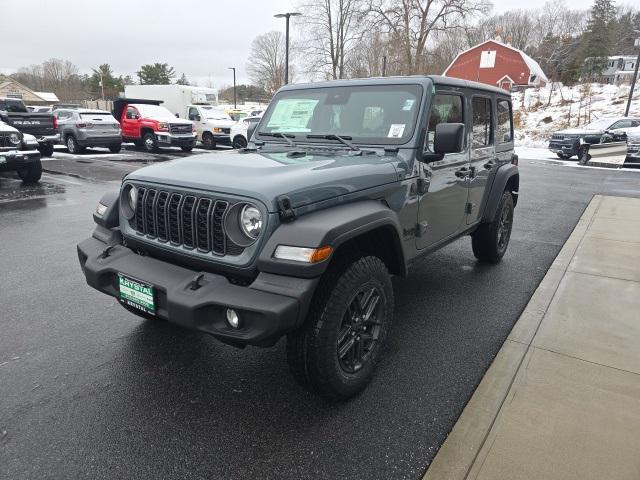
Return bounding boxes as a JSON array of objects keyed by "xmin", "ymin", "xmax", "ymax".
[
  {"xmin": 465, "ymin": 202, "xmax": 474, "ymax": 214},
  {"xmin": 416, "ymin": 221, "xmax": 428, "ymax": 237}
]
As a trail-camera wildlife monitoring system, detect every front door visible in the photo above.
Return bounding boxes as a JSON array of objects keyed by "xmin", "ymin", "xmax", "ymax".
[
  {"xmin": 121, "ymin": 106, "xmax": 140, "ymax": 139},
  {"xmin": 467, "ymin": 96, "xmax": 496, "ymax": 224},
  {"xmin": 416, "ymin": 92, "xmax": 470, "ymax": 249}
]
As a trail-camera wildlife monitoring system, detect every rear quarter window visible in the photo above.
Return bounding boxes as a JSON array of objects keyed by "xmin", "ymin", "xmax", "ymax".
[{"xmin": 496, "ymin": 99, "xmax": 513, "ymax": 144}]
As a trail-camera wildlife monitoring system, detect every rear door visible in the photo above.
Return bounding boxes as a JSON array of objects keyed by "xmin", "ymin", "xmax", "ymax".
[
  {"xmin": 466, "ymin": 95, "xmax": 496, "ymax": 224},
  {"xmin": 416, "ymin": 91, "xmax": 470, "ymax": 249}
]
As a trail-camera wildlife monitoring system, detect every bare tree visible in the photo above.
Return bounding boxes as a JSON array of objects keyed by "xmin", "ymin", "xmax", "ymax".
[
  {"xmin": 366, "ymin": 0, "xmax": 491, "ymax": 74},
  {"xmin": 299, "ymin": 0, "xmax": 366, "ymax": 80},
  {"xmin": 246, "ymin": 31, "xmax": 288, "ymax": 95}
]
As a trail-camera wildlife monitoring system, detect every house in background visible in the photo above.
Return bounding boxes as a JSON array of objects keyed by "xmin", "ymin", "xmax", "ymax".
[
  {"xmin": 0, "ymin": 75, "xmax": 59, "ymax": 105},
  {"xmin": 591, "ymin": 56, "xmax": 639, "ymax": 84},
  {"xmin": 443, "ymin": 39, "xmax": 548, "ymax": 91}
]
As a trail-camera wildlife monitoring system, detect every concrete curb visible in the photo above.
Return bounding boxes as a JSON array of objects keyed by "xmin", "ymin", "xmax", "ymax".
[{"xmin": 423, "ymin": 195, "xmax": 603, "ymax": 480}]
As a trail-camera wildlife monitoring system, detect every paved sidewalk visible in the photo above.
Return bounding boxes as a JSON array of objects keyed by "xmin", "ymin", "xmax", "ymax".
[{"xmin": 425, "ymin": 195, "xmax": 640, "ymax": 480}]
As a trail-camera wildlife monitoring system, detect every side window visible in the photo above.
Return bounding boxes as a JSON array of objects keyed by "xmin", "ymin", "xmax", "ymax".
[
  {"xmin": 188, "ymin": 107, "xmax": 199, "ymax": 120},
  {"xmin": 426, "ymin": 94, "xmax": 464, "ymax": 151},
  {"xmin": 471, "ymin": 97, "xmax": 493, "ymax": 148},
  {"xmin": 496, "ymin": 99, "xmax": 513, "ymax": 144},
  {"xmin": 125, "ymin": 107, "xmax": 137, "ymax": 119},
  {"xmin": 611, "ymin": 120, "xmax": 630, "ymax": 129}
]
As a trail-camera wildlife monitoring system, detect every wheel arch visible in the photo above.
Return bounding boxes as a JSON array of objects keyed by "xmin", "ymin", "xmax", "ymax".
[
  {"xmin": 257, "ymin": 200, "xmax": 408, "ymax": 279},
  {"xmin": 482, "ymin": 165, "xmax": 519, "ymax": 222}
]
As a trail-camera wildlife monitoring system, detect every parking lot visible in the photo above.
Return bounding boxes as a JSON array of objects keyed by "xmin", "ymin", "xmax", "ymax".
[{"xmin": 2, "ymin": 147, "xmax": 639, "ymax": 480}]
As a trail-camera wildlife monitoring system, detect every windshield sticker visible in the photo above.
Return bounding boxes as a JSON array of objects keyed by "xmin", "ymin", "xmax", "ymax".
[
  {"xmin": 266, "ymin": 99, "xmax": 318, "ymax": 132},
  {"xmin": 402, "ymin": 99, "xmax": 415, "ymax": 111},
  {"xmin": 387, "ymin": 124, "xmax": 406, "ymax": 138}
]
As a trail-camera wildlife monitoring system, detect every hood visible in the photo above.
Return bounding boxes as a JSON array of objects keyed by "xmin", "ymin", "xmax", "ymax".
[
  {"xmin": 203, "ymin": 118, "xmax": 236, "ymax": 128},
  {"xmin": 126, "ymin": 150, "xmax": 401, "ymax": 212},
  {"xmin": 0, "ymin": 121, "xmax": 18, "ymax": 133},
  {"xmin": 555, "ymin": 127, "xmax": 603, "ymax": 135}
]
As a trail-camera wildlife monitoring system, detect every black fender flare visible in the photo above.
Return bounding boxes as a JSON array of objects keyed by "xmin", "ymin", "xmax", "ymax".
[
  {"xmin": 482, "ymin": 164, "xmax": 519, "ymax": 222},
  {"xmin": 258, "ymin": 200, "xmax": 407, "ymax": 278}
]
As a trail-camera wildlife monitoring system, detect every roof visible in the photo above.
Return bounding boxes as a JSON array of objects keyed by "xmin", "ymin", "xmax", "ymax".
[
  {"xmin": 33, "ymin": 91, "xmax": 59, "ymax": 102},
  {"xmin": 278, "ymin": 75, "xmax": 510, "ymax": 96},
  {"xmin": 443, "ymin": 39, "xmax": 549, "ymax": 83}
]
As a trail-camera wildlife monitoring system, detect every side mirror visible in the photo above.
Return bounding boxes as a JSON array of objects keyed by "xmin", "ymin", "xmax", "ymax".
[
  {"xmin": 175, "ymin": 113, "xmax": 179, "ymax": 118},
  {"xmin": 434, "ymin": 123, "xmax": 465, "ymax": 155}
]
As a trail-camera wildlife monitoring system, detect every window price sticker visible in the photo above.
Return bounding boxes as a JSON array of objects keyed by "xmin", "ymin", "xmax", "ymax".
[{"xmin": 387, "ymin": 124, "xmax": 406, "ymax": 138}]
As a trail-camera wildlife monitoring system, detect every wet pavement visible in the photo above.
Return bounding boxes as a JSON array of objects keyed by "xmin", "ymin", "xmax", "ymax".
[{"xmin": 1, "ymin": 151, "xmax": 639, "ymax": 480}]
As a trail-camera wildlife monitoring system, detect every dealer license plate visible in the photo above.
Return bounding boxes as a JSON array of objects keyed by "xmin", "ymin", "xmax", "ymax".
[{"xmin": 118, "ymin": 273, "xmax": 155, "ymax": 315}]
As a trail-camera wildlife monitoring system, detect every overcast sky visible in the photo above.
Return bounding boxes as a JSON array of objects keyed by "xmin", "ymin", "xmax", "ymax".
[{"xmin": 1, "ymin": 0, "xmax": 601, "ymax": 89}]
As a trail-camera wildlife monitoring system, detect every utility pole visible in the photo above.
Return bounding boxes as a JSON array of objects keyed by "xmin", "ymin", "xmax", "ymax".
[
  {"xmin": 274, "ymin": 12, "xmax": 302, "ymax": 85},
  {"xmin": 382, "ymin": 56, "xmax": 387, "ymax": 77},
  {"xmin": 99, "ymin": 70, "xmax": 104, "ymax": 101},
  {"xmin": 228, "ymin": 67, "xmax": 236, "ymax": 108},
  {"xmin": 624, "ymin": 34, "xmax": 640, "ymax": 117}
]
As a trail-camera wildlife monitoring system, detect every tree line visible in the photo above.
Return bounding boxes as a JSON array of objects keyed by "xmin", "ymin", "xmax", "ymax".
[{"xmin": 247, "ymin": 0, "xmax": 640, "ymax": 95}]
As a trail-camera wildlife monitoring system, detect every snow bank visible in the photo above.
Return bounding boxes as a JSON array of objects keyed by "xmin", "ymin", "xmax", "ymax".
[{"xmin": 513, "ymin": 83, "xmax": 640, "ymax": 147}]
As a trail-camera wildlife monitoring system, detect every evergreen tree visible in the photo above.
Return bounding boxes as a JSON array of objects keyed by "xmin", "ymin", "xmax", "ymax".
[
  {"xmin": 88, "ymin": 64, "xmax": 126, "ymax": 99},
  {"xmin": 175, "ymin": 73, "xmax": 190, "ymax": 85},
  {"xmin": 581, "ymin": 0, "xmax": 617, "ymax": 79},
  {"xmin": 136, "ymin": 63, "xmax": 176, "ymax": 85}
]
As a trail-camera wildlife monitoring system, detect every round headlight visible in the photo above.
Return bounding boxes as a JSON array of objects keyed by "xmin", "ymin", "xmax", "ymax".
[
  {"xmin": 128, "ymin": 185, "xmax": 137, "ymax": 210},
  {"xmin": 120, "ymin": 184, "xmax": 137, "ymax": 220},
  {"xmin": 9, "ymin": 132, "xmax": 20, "ymax": 145},
  {"xmin": 240, "ymin": 204, "xmax": 262, "ymax": 239}
]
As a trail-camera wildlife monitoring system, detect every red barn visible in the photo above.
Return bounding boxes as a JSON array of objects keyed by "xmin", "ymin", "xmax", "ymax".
[{"xmin": 443, "ymin": 39, "xmax": 548, "ymax": 90}]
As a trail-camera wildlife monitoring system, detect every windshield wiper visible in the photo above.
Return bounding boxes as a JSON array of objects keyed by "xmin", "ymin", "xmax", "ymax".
[
  {"xmin": 306, "ymin": 134, "xmax": 360, "ymax": 152},
  {"xmin": 258, "ymin": 131, "xmax": 297, "ymax": 147}
]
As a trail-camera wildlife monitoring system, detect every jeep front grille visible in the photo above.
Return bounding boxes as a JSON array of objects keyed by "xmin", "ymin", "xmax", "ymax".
[
  {"xmin": 0, "ymin": 134, "xmax": 13, "ymax": 148},
  {"xmin": 132, "ymin": 187, "xmax": 242, "ymax": 256}
]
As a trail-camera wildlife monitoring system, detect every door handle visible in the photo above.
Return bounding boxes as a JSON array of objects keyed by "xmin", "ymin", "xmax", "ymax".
[
  {"xmin": 455, "ymin": 167, "xmax": 469, "ymax": 178},
  {"xmin": 483, "ymin": 160, "xmax": 496, "ymax": 170}
]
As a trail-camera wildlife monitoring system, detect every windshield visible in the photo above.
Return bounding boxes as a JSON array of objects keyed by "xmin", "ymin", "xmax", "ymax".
[
  {"xmin": 584, "ymin": 118, "xmax": 616, "ymax": 130},
  {"xmin": 134, "ymin": 104, "xmax": 176, "ymax": 120},
  {"xmin": 200, "ymin": 107, "xmax": 232, "ymax": 120},
  {"xmin": 258, "ymin": 84, "xmax": 422, "ymax": 145}
]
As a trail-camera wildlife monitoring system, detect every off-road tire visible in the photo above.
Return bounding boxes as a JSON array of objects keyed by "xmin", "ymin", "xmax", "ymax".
[
  {"xmin": 472, "ymin": 191, "xmax": 514, "ymax": 264},
  {"xmin": 578, "ymin": 149, "xmax": 591, "ymax": 165},
  {"xmin": 109, "ymin": 144, "xmax": 122, "ymax": 153},
  {"xmin": 143, "ymin": 132, "xmax": 159, "ymax": 153},
  {"xmin": 181, "ymin": 145, "xmax": 194, "ymax": 152},
  {"xmin": 232, "ymin": 135, "xmax": 247, "ymax": 149},
  {"xmin": 286, "ymin": 255, "xmax": 394, "ymax": 401},
  {"xmin": 66, "ymin": 135, "xmax": 84, "ymax": 154},
  {"xmin": 202, "ymin": 132, "xmax": 216, "ymax": 150},
  {"xmin": 38, "ymin": 143, "xmax": 54, "ymax": 157},
  {"xmin": 17, "ymin": 160, "xmax": 42, "ymax": 184}
]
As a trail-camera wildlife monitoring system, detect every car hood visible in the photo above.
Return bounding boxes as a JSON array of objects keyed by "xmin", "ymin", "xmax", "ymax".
[
  {"xmin": 126, "ymin": 150, "xmax": 401, "ymax": 212},
  {"xmin": 555, "ymin": 127, "xmax": 603, "ymax": 135},
  {"xmin": 0, "ymin": 121, "xmax": 18, "ymax": 133},
  {"xmin": 204, "ymin": 118, "xmax": 236, "ymax": 127}
]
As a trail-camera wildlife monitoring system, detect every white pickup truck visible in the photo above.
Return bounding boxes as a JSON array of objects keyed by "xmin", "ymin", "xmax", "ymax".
[{"xmin": 186, "ymin": 105, "xmax": 236, "ymax": 149}]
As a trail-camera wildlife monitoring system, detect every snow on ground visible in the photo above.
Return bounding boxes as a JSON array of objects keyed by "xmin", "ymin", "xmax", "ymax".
[
  {"xmin": 515, "ymin": 146, "xmax": 640, "ymax": 173},
  {"xmin": 513, "ymin": 83, "xmax": 640, "ymax": 148}
]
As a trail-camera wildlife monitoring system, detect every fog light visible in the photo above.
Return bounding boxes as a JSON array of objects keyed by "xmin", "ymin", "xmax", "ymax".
[
  {"xmin": 226, "ymin": 308, "xmax": 240, "ymax": 328},
  {"xmin": 96, "ymin": 202, "xmax": 108, "ymax": 216}
]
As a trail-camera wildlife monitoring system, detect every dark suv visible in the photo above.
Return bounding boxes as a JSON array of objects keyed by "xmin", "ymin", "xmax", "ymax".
[{"xmin": 78, "ymin": 76, "xmax": 519, "ymax": 400}]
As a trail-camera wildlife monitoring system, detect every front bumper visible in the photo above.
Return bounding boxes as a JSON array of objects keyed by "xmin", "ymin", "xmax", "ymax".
[
  {"xmin": 156, "ymin": 133, "xmax": 197, "ymax": 148},
  {"xmin": 77, "ymin": 234, "xmax": 318, "ymax": 346},
  {"xmin": 548, "ymin": 140, "xmax": 578, "ymax": 156},
  {"xmin": 0, "ymin": 148, "xmax": 41, "ymax": 171},
  {"xmin": 626, "ymin": 143, "xmax": 640, "ymax": 160},
  {"xmin": 37, "ymin": 134, "xmax": 60, "ymax": 145}
]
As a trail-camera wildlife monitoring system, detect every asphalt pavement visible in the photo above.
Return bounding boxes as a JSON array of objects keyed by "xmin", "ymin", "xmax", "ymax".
[{"xmin": 1, "ymin": 148, "xmax": 639, "ymax": 480}]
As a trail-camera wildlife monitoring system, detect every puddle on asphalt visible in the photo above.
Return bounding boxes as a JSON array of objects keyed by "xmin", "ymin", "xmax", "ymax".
[{"xmin": 0, "ymin": 176, "xmax": 66, "ymax": 203}]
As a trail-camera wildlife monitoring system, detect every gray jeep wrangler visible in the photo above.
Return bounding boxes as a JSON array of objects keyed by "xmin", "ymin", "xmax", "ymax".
[{"xmin": 78, "ymin": 76, "xmax": 518, "ymax": 400}]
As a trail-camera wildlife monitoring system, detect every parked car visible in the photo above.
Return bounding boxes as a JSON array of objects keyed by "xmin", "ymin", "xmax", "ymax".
[
  {"xmin": 230, "ymin": 115, "xmax": 261, "ymax": 149},
  {"xmin": 548, "ymin": 117, "xmax": 640, "ymax": 159},
  {"xmin": 226, "ymin": 108, "xmax": 248, "ymax": 121},
  {"xmin": 55, "ymin": 108, "xmax": 122, "ymax": 154},
  {"xmin": 113, "ymin": 99, "xmax": 196, "ymax": 153},
  {"xmin": 186, "ymin": 105, "xmax": 236, "ymax": 149},
  {"xmin": 0, "ymin": 97, "xmax": 59, "ymax": 157},
  {"xmin": 0, "ymin": 120, "xmax": 42, "ymax": 183},
  {"xmin": 625, "ymin": 126, "xmax": 640, "ymax": 165},
  {"xmin": 78, "ymin": 76, "xmax": 519, "ymax": 400}
]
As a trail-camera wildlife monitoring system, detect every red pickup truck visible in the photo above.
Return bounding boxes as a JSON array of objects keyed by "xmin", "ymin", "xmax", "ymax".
[{"xmin": 113, "ymin": 99, "xmax": 196, "ymax": 152}]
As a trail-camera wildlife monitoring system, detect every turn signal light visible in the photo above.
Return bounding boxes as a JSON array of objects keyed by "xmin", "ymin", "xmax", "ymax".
[{"xmin": 273, "ymin": 245, "xmax": 333, "ymax": 263}]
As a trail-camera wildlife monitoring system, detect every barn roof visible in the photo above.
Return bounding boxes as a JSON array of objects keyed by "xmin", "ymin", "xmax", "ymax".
[{"xmin": 443, "ymin": 39, "xmax": 549, "ymax": 84}]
